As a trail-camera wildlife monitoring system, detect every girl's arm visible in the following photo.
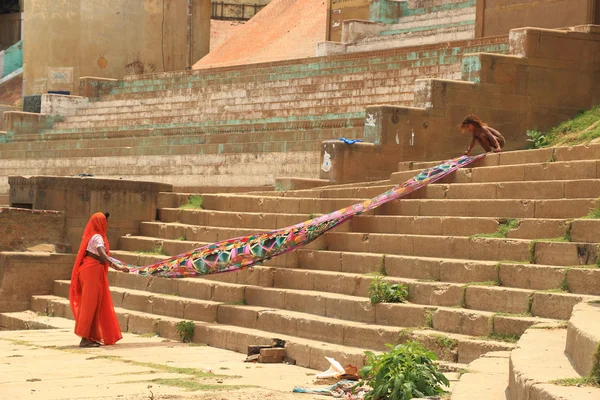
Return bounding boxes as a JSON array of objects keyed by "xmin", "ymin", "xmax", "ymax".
[
  {"xmin": 98, "ymin": 246, "xmax": 129, "ymax": 273},
  {"xmin": 464, "ymin": 137, "xmax": 476, "ymax": 155}
]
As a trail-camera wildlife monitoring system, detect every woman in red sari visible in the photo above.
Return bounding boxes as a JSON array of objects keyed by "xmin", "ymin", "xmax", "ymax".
[{"xmin": 69, "ymin": 212, "xmax": 129, "ymax": 347}]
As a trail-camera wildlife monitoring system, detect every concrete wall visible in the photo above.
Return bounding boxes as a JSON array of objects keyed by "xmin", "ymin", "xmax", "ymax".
[
  {"xmin": 23, "ymin": 0, "xmax": 211, "ymax": 97},
  {"xmin": 475, "ymin": 0, "xmax": 599, "ymax": 37},
  {"xmin": 0, "ymin": 208, "xmax": 70, "ymax": 253},
  {"xmin": 0, "ymin": 252, "xmax": 74, "ymax": 312},
  {"xmin": 0, "ymin": 12, "xmax": 22, "ymax": 51},
  {"xmin": 8, "ymin": 176, "xmax": 172, "ymax": 249},
  {"xmin": 327, "ymin": 0, "xmax": 370, "ymax": 42}
]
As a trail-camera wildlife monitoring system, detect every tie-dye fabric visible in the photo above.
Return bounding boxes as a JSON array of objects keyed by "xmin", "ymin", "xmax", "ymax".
[{"xmin": 112, "ymin": 154, "xmax": 485, "ymax": 278}]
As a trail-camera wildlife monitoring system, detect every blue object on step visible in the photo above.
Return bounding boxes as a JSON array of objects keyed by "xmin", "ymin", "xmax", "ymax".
[{"xmin": 339, "ymin": 138, "xmax": 363, "ymax": 145}]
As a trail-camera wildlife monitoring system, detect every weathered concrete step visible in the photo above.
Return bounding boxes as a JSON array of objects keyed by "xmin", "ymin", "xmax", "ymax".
[
  {"xmin": 116, "ymin": 35, "xmax": 507, "ymax": 86},
  {"xmin": 450, "ymin": 351, "xmax": 510, "ymax": 400},
  {"xmin": 157, "ymin": 208, "xmax": 313, "ymax": 230},
  {"xmin": 0, "ymin": 194, "xmax": 8, "ymax": 205},
  {"xmin": 296, "ymin": 250, "xmax": 600, "ymax": 295},
  {"xmin": 51, "ymin": 98, "xmax": 387, "ymax": 130},
  {"xmin": 0, "ymin": 139, "xmax": 326, "ymax": 160},
  {"xmin": 157, "ymin": 208, "xmax": 574, "ymax": 240},
  {"xmin": 509, "ymin": 327, "xmax": 600, "ymax": 400},
  {"xmin": 275, "ymin": 180, "xmax": 600, "ymax": 200},
  {"xmin": 565, "ymin": 301, "xmax": 600, "ymax": 377},
  {"xmin": 1, "ymin": 127, "xmax": 360, "ymax": 152},
  {"xmin": 401, "ymin": 145, "xmax": 600, "ymax": 171},
  {"xmin": 28, "ymin": 295, "xmax": 366, "ymax": 370},
  {"xmin": 393, "ymin": 159, "xmax": 600, "ymax": 185},
  {"xmin": 63, "ymin": 90, "xmax": 406, "ymax": 123},
  {"xmin": 0, "ymin": 310, "xmax": 74, "ymax": 331},
  {"xmin": 323, "ymin": 232, "xmax": 600, "ymax": 266},
  {"xmin": 196, "ymin": 193, "xmax": 598, "ymax": 219},
  {"xmin": 50, "ymin": 279, "xmax": 512, "ymax": 360}
]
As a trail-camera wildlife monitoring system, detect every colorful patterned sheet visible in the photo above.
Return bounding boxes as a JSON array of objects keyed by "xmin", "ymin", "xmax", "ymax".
[{"xmin": 111, "ymin": 154, "xmax": 485, "ymax": 278}]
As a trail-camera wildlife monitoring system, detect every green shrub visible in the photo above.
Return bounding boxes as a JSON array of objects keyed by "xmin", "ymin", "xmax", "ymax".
[
  {"xmin": 369, "ymin": 276, "xmax": 408, "ymax": 305},
  {"xmin": 526, "ymin": 129, "xmax": 550, "ymax": 149},
  {"xmin": 358, "ymin": 341, "xmax": 449, "ymax": 400},
  {"xmin": 176, "ymin": 321, "xmax": 195, "ymax": 343}
]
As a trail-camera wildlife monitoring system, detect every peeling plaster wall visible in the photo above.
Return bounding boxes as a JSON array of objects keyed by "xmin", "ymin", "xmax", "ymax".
[{"xmin": 23, "ymin": 0, "xmax": 211, "ymax": 97}]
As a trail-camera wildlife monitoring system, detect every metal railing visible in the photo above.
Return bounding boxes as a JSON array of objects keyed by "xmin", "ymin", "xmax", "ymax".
[{"xmin": 211, "ymin": 2, "xmax": 266, "ymax": 21}]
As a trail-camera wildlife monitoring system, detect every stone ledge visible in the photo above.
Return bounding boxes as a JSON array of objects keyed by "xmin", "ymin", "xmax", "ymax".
[{"xmin": 565, "ymin": 301, "xmax": 600, "ymax": 377}]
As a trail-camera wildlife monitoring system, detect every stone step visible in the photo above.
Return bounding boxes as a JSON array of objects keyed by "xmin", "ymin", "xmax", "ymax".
[
  {"xmin": 1, "ymin": 126, "xmax": 362, "ymax": 151},
  {"xmin": 295, "ymin": 250, "xmax": 600, "ymax": 296},
  {"xmin": 0, "ymin": 194, "xmax": 8, "ymax": 205},
  {"xmin": 195, "ymin": 193, "xmax": 598, "ymax": 219},
  {"xmin": 0, "ymin": 310, "xmax": 74, "ymax": 331},
  {"xmin": 393, "ymin": 160, "xmax": 600, "ymax": 185},
  {"xmin": 115, "ymin": 33, "xmax": 504, "ymax": 87},
  {"xmin": 324, "ymin": 232, "xmax": 600, "ymax": 266},
  {"xmin": 261, "ymin": 180, "xmax": 600, "ymax": 200},
  {"xmin": 393, "ymin": 3, "xmax": 475, "ymax": 27},
  {"xmin": 509, "ymin": 327, "xmax": 600, "ymax": 400},
  {"xmin": 49, "ymin": 279, "xmax": 513, "ymax": 361},
  {"xmin": 157, "ymin": 208, "xmax": 569, "ymax": 239},
  {"xmin": 28, "ymin": 294, "xmax": 366, "ymax": 370},
  {"xmin": 450, "ymin": 351, "xmax": 510, "ymax": 400},
  {"xmin": 565, "ymin": 301, "xmax": 600, "ymax": 377},
  {"xmin": 350, "ymin": 23, "xmax": 475, "ymax": 54},
  {"xmin": 109, "ymin": 251, "xmax": 597, "ymax": 321},
  {"xmin": 0, "ymin": 139, "xmax": 326, "ymax": 160}
]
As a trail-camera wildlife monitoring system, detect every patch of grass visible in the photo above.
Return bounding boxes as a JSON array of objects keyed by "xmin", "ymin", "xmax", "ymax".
[
  {"xmin": 424, "ymin": 310, "xmax": 434, "ymax": 328},
  {"xmin": 179, "ymin": 195, "xmax": 203, "ymax": 210},
  {"xmin": 530, "ymin": 321, "xmax": 568, "ymax": 330},
  {"xmin": 432, "ymin": 334, "xmax": 458, "ymax": 352},
  {"xmin": 528, "ymin": 293, "xmax": 535, "ymax": 314},
  {"xmin": 90, "ymin": 355, "xmax": 216, "ymax": 378},
  {"xmin": 229, "ymin": 300, "xmax": 247, "ymax": 306},
  {"xmin": 479, "ymin": 333, "xmax": 521, "ymax": 343},
  {"xmin": 457, "ymin": 368, "xmax": 474, "ymax": 378},
  {"xmin": 174, "ymin": 236, "xmax": 187, "ymax": 241},
  {"xmin": 498, "ymin": 260, "xmax": 531, "ymax": 265},
  {"xmin": 550, "ymin": 376, "xmax": 600, "ymax": 388},
  {"xmin": 379, "ymin": 256, "xmax": 387, "ymax": 276},
  {"xmin": 368, "ymin": 275, "xmax": 408, "ymax": 305},
  {"xmin": 531, "ymin": 106, "xmax": 600, "ymax": 147},
  {"xmin": 307, "ymin": 213, "xmax": 320, "ymax": 219},
  {"xmin": 176, "ymin": 321, "xmax": 195, "ymax": 343},
  {"xmin": 122, "ymin": 378, "xmax": 244, "ymax": 392},
  {"xmin": 470, "ymin": 219, "xmax": 520, "ymax": 239},
  {"xmin": 139, "ymin": 333, "xmax": 159, "ymax": 338},
  {"xmin": 581, "ymin": 206, "xmax": 600, "ymax": 219}
]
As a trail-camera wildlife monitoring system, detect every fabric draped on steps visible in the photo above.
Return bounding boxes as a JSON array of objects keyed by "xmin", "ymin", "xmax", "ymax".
[{"xmin": 112, "ymin": 154, "xmax": 486, "ymax": 278}]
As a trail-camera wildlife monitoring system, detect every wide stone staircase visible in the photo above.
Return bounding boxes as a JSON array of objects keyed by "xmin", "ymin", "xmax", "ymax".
[
  {"xmin": 345, "ymin": 0, "xmax": 476, "ymax": 54},
  {"xmin": 0, "ymin": 35, "xmax": 508, "ymax": 193},
  {"xmin": 4, "ymin": 145, "xmax": 599, "ymax": 398}
]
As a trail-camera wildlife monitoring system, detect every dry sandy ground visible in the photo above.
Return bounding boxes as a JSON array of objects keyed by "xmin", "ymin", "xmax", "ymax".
[{"xmin": 0, "ymin": 327, "xmax": 327, "ymax": 400}]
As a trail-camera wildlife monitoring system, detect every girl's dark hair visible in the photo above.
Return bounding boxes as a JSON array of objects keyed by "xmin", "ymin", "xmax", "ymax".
[
  {"xmin": 460, "ymin": 114, "xmax": 487, "ymax": 129},
  {"xmin": 104, "ymin": 212, "xmax": 110, "ymax": 220}
]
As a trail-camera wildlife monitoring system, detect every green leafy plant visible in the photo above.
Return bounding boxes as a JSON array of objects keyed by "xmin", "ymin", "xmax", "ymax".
[
  {"xmin": 369, "ymin": 276, "xmax": 408, "ymax": 305},
  {"xmin": 179, "ymin": 195, "xmax": 203, "ymax": 210},
  {"xmin": 526, "ymin": 129, "xmax": 549, "ymax": 149},
  {"xmin": 358, "ymin": 341, "xmax": 449, "ymax": 400},
  {"xmin": 176, "ymin": 321, "xmax": 195, "ymax": 343}
]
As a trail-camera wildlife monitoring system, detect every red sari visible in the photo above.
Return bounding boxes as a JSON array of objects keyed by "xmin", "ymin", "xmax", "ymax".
[{"xmin": 69, "ymin": 213, "xmax": 122, "ymax": 345}]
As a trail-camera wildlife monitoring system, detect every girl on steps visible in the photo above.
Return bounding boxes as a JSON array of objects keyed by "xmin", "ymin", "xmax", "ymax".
[{"xmin": 461, "ymin": 114, "xmax": 506, "ymax": 155}]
